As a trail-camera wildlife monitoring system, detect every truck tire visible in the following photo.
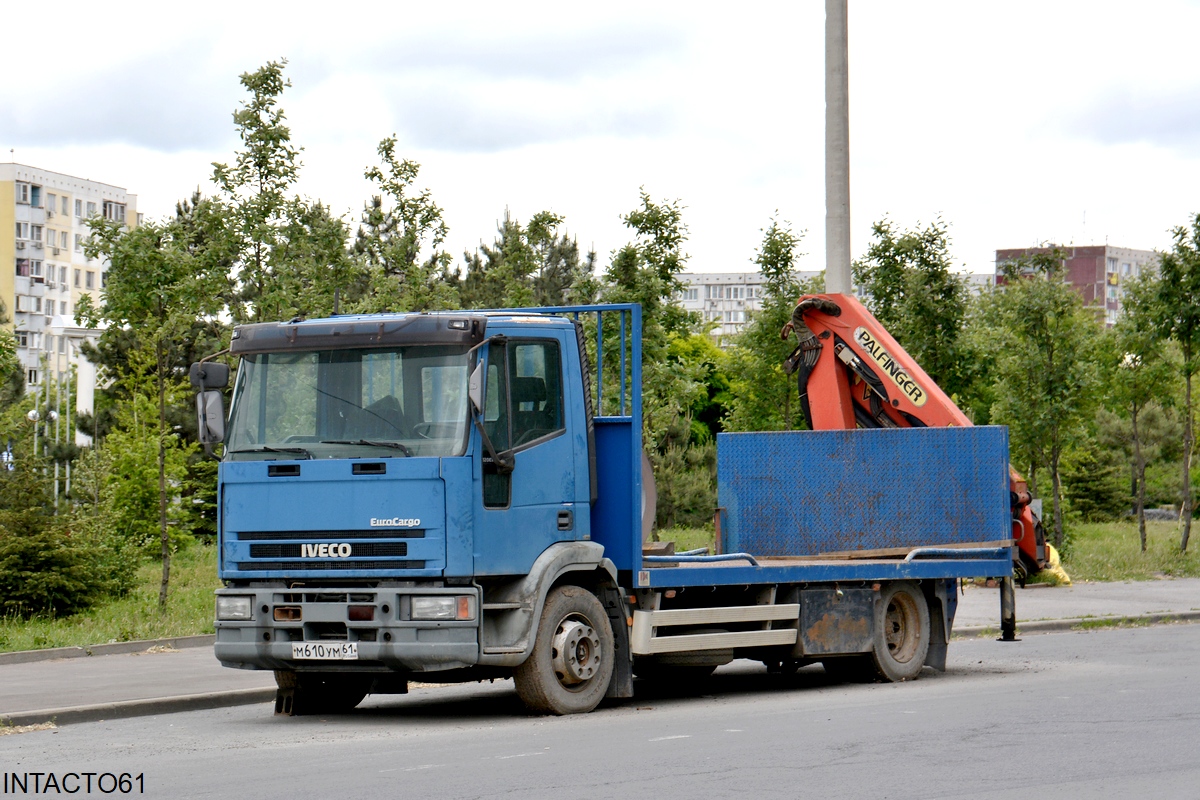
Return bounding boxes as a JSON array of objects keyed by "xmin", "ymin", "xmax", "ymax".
[
  {"xmin": 514, "ymin": 585, "xmax": 614, "ymax": 715},
  {"xmin": 868, "ymin": 581, "xmax": 929, "ymax": 682}
]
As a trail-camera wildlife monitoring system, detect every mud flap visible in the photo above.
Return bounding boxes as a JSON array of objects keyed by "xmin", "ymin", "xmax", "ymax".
[
  {"xmin": 600, "ymin": 586, "xmax": 634, "ymax": 698},
  {"xmin": 924, "ymin": 580, "xmax": 953, "ymax": 671}
]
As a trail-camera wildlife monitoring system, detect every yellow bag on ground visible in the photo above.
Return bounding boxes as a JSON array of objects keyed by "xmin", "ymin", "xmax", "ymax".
[{"xmin": 1043, "ymin": 544, "xmax": 1072, "ymax": 586}]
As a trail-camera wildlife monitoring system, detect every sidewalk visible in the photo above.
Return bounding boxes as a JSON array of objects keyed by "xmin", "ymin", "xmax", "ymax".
[
  {"xmin": 954, "ymin": 577, "xmax": 1200, "ymax": 633},
  {"xmin": 0, "ymin": 643, "xmax": 274, "ymax": 727},
  {"xmin": 3, "ymin": 578, "xmax": 1198, "ymax": 728}
]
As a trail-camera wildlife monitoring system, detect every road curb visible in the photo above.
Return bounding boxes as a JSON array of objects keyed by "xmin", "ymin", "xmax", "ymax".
[
  {"xmin": 955, "ymin": 610, "xmax": 1200, "ymax": 638},
  {"xmin": 0, "ymin": 635, "xmax": 216, "ymax": 666},
  {"xmin": 0, "ymin": 687, "xmax": 275, "ymax": 728}
]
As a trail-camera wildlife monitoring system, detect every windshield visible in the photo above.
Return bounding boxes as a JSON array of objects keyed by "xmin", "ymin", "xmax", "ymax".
[{"xmin": 225, "ymin": 344, "xmax": 471, "ymax": 460}]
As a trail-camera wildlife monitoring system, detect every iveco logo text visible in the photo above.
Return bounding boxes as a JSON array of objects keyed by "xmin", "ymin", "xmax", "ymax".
[
  {"xmin": 301, "ymin": 543, "xmax": 351, "ymax": 558},
  {"xmin": 370, "ymin": 517, "xmax": 421, "ymax": 528}
]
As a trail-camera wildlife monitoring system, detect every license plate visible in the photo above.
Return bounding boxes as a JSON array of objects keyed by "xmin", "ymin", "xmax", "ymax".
[{"xmin": 291, "ymin": 642, "xmax": 358, "ymax": 660}]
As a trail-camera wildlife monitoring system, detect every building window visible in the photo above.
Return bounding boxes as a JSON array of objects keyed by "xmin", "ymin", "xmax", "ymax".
[
  {"xmin": 30, "ymin": 186, "xmax": 41, "ymax": 208},
  {"xmin": 75, "ymin": 199, "xmax": 82, "ymax": 217},
  {"xmin": 60, "ymin": 300, "xmax": 68, "ymax": 316},
  {"xmin": 33, "ymin": 297, "xmax": 42, "ymax": 314},
  {"xmin": 86, "ymin": 201, "xmax": 96, "ymax": 217},
  {"xmin": 31, "ymin": 225, "xmax": 42, "ymax": 243},
  {"xmin": 15, "ymin": 331, "xmax": 28, "ymax": 347},
  {"xmin": 47, "ymin": 193, "xmax": 57, "ymax": 213},
  {"xmin": 86, "ymin": 271, "xmax": 95, "ymax": 289},
  {"xmin": 15, "ymin": 296, "xmax": 27, "ymax": 313},
  {"xmin": 15, "ymin": 183, "xmax": 30, "ymax": 204},
  {"xmin": 59, "ymin": 265, "xmax": 67, "ymax": 284},
  {"xmin": 27, "ymin": 369, "xmax": 38, "ymax": 386},
  {"xmin": 102, "ymin": 201, "xmax": 126, "ymax": 223},
  {"xmin": 1107, "ymin": 257, "xmax": 1118, "ymax": 272},
  {"xmin": 58, "ymin": 336, "xmax": 65, "ymax": 354},
  {"xmin": 101, "ymin": 271, "xmax": 108, "ymax": 288},
  {"xmin": 74, "ymin": 234, "xmax": 83, "ymax": 253},
  {"xmin": 15, "ymin": 222, "xmax": 28, "ymax": 239},
  {"xmin": 62, "ymin": 196, "xmax": 70, "ymax": 215},
  {"xmin": 15, "ymin": 259, "xmax": 29, "ymax": 277},
  {"xmin": 60, "ymin": 231, "xmax": 68, "ymax": 249},
  {"xmin": 73, "ymin": 269, "xmax": 80, "ymax": 287},
  {"xmin": 30, "ymin": 260, "xmax": 43, "ymax": 280}
]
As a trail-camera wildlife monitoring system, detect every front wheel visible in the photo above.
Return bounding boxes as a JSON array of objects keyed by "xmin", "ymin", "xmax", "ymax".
[{"xmin": 514, "ymin": 586, "xmax": 614, "ymax": 715}]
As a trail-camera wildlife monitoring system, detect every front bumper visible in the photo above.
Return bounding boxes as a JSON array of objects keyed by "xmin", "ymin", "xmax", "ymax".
[{"xmin": 214, "ymin": 585, "xmax": 480, "ymax": 673}]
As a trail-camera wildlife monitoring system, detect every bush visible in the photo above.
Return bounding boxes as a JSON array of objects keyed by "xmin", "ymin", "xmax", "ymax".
[
  {"xmin": 0, "ymin": 522, "xmax": 104, "ymax": 618},
  {"xmin": 652, "ymin": 442, "xmax": 716, "ymax": 530}
]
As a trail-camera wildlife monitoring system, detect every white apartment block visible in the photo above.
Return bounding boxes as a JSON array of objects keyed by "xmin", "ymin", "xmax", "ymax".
[
  {"xmin": 677, "ymin": 271, "xmax": 821, "ymax": 340},
  {"xmin": 1, "ymin": 164, "xmax": 136, "ymax": 391}
]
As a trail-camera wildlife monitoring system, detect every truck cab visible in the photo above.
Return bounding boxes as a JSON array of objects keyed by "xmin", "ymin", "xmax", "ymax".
[{"xmin": 208, "ymin": 309, "xmax": 633, "ymax": 715}]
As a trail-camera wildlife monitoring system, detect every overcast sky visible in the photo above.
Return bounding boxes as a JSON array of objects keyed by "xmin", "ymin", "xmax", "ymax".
[{"xmin": 5, "ymin": 1, "xmax": 1200, "ymax": 277}]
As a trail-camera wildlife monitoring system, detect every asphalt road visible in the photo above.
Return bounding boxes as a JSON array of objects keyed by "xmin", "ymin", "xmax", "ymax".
[{"xmin": 3, "ymin": 624, "xmax": 1198, "ymax": 799}]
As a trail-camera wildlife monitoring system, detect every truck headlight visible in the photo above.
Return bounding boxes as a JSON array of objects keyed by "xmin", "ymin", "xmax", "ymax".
[
  {"xmin": 411, "ymin": 595, "xmax": 476, "ymax": 621},
  {"xmin": 216, "ymin": 595, "xmax": 254, "ymax": 621}
]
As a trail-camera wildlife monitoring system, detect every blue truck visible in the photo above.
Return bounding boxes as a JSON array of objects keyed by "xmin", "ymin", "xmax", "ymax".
[{"xmin": 190, "ymin": 303, "xmax": 1016, "ymax": 716}]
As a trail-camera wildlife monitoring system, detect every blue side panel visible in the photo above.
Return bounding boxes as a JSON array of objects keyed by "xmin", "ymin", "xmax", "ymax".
[
  {"xmin": 441, "ymin": 457, "xmax": 473, "ymax": 578},
  {"xmin": 591, "ymin": 418, "xmax": 636, "ymax": 572},
  {"xmin": 717, "ymin": 426, "xmax": 1011, "ymax": 556}
]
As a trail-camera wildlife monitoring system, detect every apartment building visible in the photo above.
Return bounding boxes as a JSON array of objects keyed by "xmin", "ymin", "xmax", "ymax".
[
  {"xmin": 0, "ymin": 164, "xmax": 137, "ymax": 389},
  {"xmin": 678, "ymin": 270, "xmax": 822, "ymax": 340},
  {"xmin": 994, "ymin": 245, "xmax": 1159, "ymax": 326}
]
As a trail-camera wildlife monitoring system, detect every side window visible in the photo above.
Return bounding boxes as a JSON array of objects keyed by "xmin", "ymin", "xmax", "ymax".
[
  {"xmin": 483, "ymin": 342, "xmax": 510, "ymax": 508},
  {"xmin": 509, "ymin": 341, "xmax": 563, "ymax": 447}
]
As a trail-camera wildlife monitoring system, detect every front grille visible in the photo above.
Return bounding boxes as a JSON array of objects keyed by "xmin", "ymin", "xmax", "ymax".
[
  {"xmin": 239, "ymin": 560, "xmax": 426, "ymax": 571},
  {"xmin": 249, "ymin": 542, "xmax": 408, "ymax": 558},
  {"xmin": 237, "ymin": 529, "xmax": 424, "ymax": 541}
]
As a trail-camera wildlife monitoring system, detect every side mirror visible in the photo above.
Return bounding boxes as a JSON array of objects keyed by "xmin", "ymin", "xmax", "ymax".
[
  {"xmin": 189, "ymin": 362, "xmax": 229, "ymax": 390},
  {"xmin": 468, "ymin": 360, "xmax": 485, "ymax": 414},
  {"xmin": 196, "ymin": 390, "xmax": 226, "ymax": 444}
]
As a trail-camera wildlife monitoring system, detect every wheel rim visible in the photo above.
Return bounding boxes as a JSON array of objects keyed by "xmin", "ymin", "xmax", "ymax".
[
  {"xmin": 551, "ymin": 615, "xmax": 602, "ymax": 686},
  {"xmin": 883, "ymin": 592, "xmax": 921, "ymax": 664}
]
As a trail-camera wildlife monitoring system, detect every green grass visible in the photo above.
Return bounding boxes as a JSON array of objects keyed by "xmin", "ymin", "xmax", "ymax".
[
  {"xmin": 659, "ymin": 526, "xmax": 716, "ymax": 554},
  {"xmin": 1056, "ymin": 520, "xmax": 1200, "ymax": 582},
  {"xmin": 0, "ymin": 544, "xmax": 219, "ymax": 654}
]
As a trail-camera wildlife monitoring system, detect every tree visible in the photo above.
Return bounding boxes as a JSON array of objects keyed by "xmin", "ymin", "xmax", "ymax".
[
  {"xmin": 852, "ymin": 218, "xmax": 971, "ymax": 399},
  {"xmin": 211, "ymin": 60, "xmax": 304, "ymax": 323},
  {"xmin": 1146, "ymin": 215, "xmax": 1200, "ymax": 551},
  {"xmin": 725, "ymin": 217, "xmax": 812, "ymax": 432},
  {"xmin": 980, "ymin": 248, "xmax": 1101, "ymax": 549},
  {"xmin": 459, "ymin": 209, "xmax": 592, "ymax": 309},
  {"xmin": 85, "ymin": 195, "xmax": 228, "ymax": 611},
  {"xmin": 353, "ymin": 136, "xmax": 457, "ymax": 313},
  {"xmin": 270, "ymin": 199, "xmax": 362, "ymax": 319},
  {"xmin": 1102, "ymin": 281, "xmax": 1178, "ymax": 550}
]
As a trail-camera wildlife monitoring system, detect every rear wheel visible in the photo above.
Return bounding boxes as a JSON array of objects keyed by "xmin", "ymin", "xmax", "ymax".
[
  {"xmin": 514, "ymin": 586, "xmax": 614, "ymax": 715},
  {"xmin": 868, "ymin": 581, "xmax": 929, "ymax": 682}
]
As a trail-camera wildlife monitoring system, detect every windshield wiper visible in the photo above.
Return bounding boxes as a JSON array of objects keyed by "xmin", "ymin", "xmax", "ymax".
[
  {"xmin": 228, "ymin": 446, "xmax": 313, "ymax": 459},
  {"xmin": 320, "ymin": 439, "xmax": 413, "ymax": 457}
]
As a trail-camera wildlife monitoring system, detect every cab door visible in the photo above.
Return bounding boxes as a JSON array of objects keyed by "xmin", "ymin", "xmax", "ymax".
[{"xmin": 473, "ymin": 334, "xmax": 579, "ymax": 575}]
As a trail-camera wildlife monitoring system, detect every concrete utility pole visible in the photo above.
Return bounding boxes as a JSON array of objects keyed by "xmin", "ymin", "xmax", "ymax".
[{"xmin": 825, "ymin": 0, "xmax": 852, "ymax": 294}]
